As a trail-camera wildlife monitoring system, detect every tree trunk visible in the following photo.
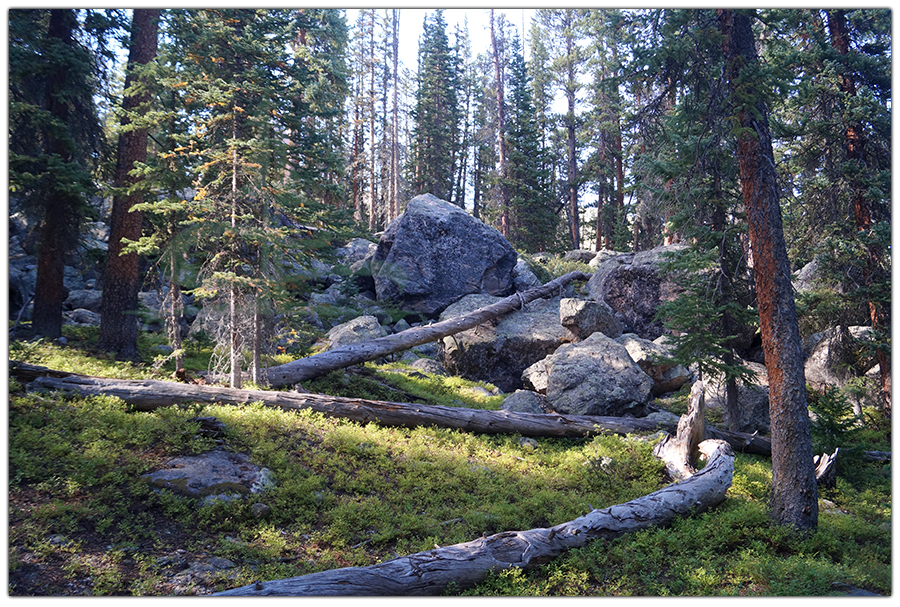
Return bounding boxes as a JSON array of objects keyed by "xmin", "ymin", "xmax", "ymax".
[
  {"xmin": 214, "ymin": 439, "xmax": 734, "ymax": 595},
  {"xmin": 263, "ymin": 271, "xmax": 590, "ymax": 388},
  {"xmin": 491, "ymin": 10, "xmax": 510, "ymax": 238},
  {"xmin": 368, "ymin": 9, "xmax": 378, "ymax": 231},
  {"xmin": 562, "ymin": 15, "xmax": 580, "ymax": 250},
  {"xmin": 98, "ymin": 9, "xmax": 160, "ymax": 359},
  {"xmin": 719, "ymin": 9, "xmax": 818, "ymax": 531},
  {"xmin": 32, "ymin": 9, "xmax": 79, "ymax": 340},
  {"xmin": 13, "ymin": 361, "xmax": 772, "ymax": 456},
  {"xmin": 390, "ymin": 9, "xmax": 400, "ymax": 221}
]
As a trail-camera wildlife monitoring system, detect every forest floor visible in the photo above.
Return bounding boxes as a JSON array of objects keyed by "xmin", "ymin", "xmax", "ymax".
[{"xmin": 6, "ymin": 325, "xmax": 892, "ymax": 596}]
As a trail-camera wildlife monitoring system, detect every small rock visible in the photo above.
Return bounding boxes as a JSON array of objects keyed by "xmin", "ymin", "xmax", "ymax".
[
  {"xmin": 516, "ymin": 437, "xmax": 539, "ymax": 450},
  {"xmin": 251, "ymin": 503, "xmax": 271, "ymax": 518}
]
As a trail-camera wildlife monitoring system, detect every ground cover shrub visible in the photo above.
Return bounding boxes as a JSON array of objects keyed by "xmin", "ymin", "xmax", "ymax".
[{"xmin": 6, "ymin": 328, "xmax": 891, "ymax": 596}]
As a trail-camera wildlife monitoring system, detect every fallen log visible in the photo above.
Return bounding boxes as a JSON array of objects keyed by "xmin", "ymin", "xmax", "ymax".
[
  {"xmin": 214, "ymin": 438, "xmax": 734, "ymax": 596},
  {"xmin": 262, "ymin": 270, "xmax": 592, "ymax": 388},
  {"xmin": 19, "ymin": 366, "xmax": 770, "ymax": 454}
]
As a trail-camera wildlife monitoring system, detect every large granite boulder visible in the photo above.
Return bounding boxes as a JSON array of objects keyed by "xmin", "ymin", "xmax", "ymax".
[
  {"xmin": 323, "ymin": 315, "xmax": 387, "ymax": 350},
  {"xmin": 522, "ymin": 332, "xmax": 654, "ymax": 417},
  {"xmin": 559, "ymin": 297, "xmax": 622, "ymax": 340},
  {"xmin": 804, "ymin": 325, "xmax": 874, "ymax": 392},
  {"xmin": 614, "ymin": 333, "xmax": 690, "ymax": 396},
  {"xmin": 585, "ymin": 244, "xmax": 686, "ymax": 340},
  {"xmin": 371, "ymin": 193, "xmax": 517, "ymax": 317},
  {"xmin": 703, "ymin": 361, "xmax": 770, "ymax": 435},
  {"xmin": 438, "ymin": 294, "xmax": 575, "ymax": 393}
]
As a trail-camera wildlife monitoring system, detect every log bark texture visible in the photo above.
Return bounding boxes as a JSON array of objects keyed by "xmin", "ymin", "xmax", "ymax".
[
  {"xmin": 262, "ymin": 270, "xmax": 591, "ymax": 388},
  {"xmin": 16, "ymin": 363, "xmax": 769, "ymax": 454},
  {"xmin": 214, "ymin": 439, "xmax": 734, "ymax": 596}
]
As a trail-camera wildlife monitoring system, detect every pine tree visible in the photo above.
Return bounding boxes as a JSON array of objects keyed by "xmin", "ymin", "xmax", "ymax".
[
  {"xmin": 720, "ymin": 8, "xmax": 818, "ymax": 530},
  {"xmin": 505, "ymin": 35, "xmax": 558, "ymax": 253},
  {"xmin": 536, "ymin": 9, "xmax": 587, "ymax": 249},
  {"xmin": 9, "ymin": 9, "xmax": 109, "ymax": 338},
  {"xmin": 409, "ymin": 10, "xmax": 459, "ymax": 201},
  {"xmin": 135, "ymin": 9, "xmax": 350, "ymax": 387}
]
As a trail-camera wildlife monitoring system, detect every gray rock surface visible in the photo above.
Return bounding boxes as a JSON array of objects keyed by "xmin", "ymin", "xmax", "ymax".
[
  {"xmin": 804, "ymin": 325, "xmax": 867, "ymax": 391},
  {"xmin": 140, "ymin": 450, "xmax": 275, "ymax": 500},
  {"xmin": 522, "ymin": 332, "xmax": 654, "ymax": 417},
  {"xmin": 559, "ymin": 297, "xmax": 622, "ymax": 340},
  {"xmin": 502, "ymin": 390, "xmax": 550, "ymax": 414},
  {"xmin": 324, "ymin": 315, "xmax": 387, "ymax": 350},
  {"xmin": 371, "ymin": 193, "xmax": 517, "ymax": 317},
  {"xmin": 439, "ymin": 294, "xmax": 574, "ymax": 392},
  {"xmin": 614, "ymin": 333, "xmax": 689, "ymax": 395},
  {"xmin": 513, "ymin": 258, "xmax": 543, "ymax": 292},
  {"xmin": 585, "ymin": 244, "xmax": 685, "ymax": 340},
  {"xmin": 703, "ymin": 361, "xmax": 771, "ymax": 434}
]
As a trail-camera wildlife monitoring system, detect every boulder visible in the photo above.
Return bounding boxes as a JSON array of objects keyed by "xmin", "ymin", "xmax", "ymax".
[
  {"xmin": 522, "ymin": 332, "xmax": 654, "ymax": 417},
  {"xmin": 804, "ymin": 325, "xmax": 871, "ymax": 391},
  {"xmin": 559, "ymin": 297, "xmax": 622, "ymax": 340},
  {"xmin": 585, "ymin": 244, "xmax": 686, "ymax": 340},
  {"xmin": 703, "ymin": 361, "xmax": 770, "ymax": 434},
  {"xmin": 502, "ymin": 390, "xmax": 551, "ymax": 414},
  {"xmin": 140, "ymin": 449, "xmax": 275, "ymax": 500},
  {"xmin": 513, "ymin": 258, "xmax": 542, "ymax": 292},
  {"xmin": 324, "ymin": 315, "xmax": 387, "ymax": 350},
  {"xmin": 589, "ymin": 249, "xmax": 632, "ymax": 269},
  {"xmin": 64, "ymin": 308, "xmax": 101, "ymax": 326},
  {"xmin": 64, "ymin": 289, "xmax": 103, "ymax": 312},
  {"xmin": 335, "ymin": 238, "xmax": 378, "ymax": 267},
  {"xmin": 439, "ymin": 294, "xmax": 575, "ymax": 393},
  {"xmin": 614, "ymin": 333, "xmax": 690, "ymax": 396},
  {"xmin": 564, "ymin": 249, "xmax": 597, "ymax": 263},
  {"xmin": 371, "ymin": 193, "xmax": 517, "ymax": 317}
]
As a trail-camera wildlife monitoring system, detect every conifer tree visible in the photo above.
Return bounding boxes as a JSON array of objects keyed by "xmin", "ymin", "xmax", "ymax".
[
  {"xmin": 8, "ymin": 9, "xmax": 108, "ymax": 338},
  {"xmin": 135, "ymin": 8, "xmax": 349, "ymax": 387},
  {"xmin": 505, "ymin": 35, "xmax": 558, "ymax": 253},
  {"xmin": 409, "ymin": 10, "xmax": 459, "ymax": 201}
]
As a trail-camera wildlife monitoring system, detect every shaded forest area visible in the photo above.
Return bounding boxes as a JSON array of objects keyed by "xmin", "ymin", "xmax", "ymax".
[{"xmin": 6, "ymin": 8, "xmax": 892, "ymax": 597}]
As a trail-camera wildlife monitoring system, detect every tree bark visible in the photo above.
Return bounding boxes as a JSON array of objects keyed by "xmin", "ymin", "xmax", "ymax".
[
  {"xmin": 213, "ymin": 439, "xmax": 734, "ymax": 595},
  {"xmin": 32, "ymin": 9, "xmax": 80, "ymax": 340},
  {"xmin": 13, "ymin": 361, "xmax": 771, "ymax": 456},
  {"xmin": 262, "ymin": 270, "xmax": 591, "ymax": 388},
  {"xmin": 719, "ymin": 9, "xmax": 818, "ymax": 531},
  {"xmin": 98, "ymin": 9, "xmax": 160, "ymax": 359}
]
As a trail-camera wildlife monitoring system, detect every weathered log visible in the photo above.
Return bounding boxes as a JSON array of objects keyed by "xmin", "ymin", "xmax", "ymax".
[
  {"xmin": 21, "ymin": 368, "xmax": 772, "ymax": 455},
  {"xmin": 262, "ymin": 270, "xmax": 592, "ymax": 388},
  {"xmin": 214, "ymin": 439, "xmax": 734, "ymax": 596},
  {"xmin": 653, "ymin": 380, "xmax": 706, "ymax": 480},
  {"xmin": 14, "ymin": 361, "xmax": 773, "ymax": 454},
  {"xmin": 814, "ymin": 448, "xmax": 839, "ymax": 488}
]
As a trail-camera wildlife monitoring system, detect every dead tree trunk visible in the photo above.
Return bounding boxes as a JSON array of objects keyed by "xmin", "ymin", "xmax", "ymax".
[
  {"xmin": 214, "ymin": 439, "xmax": 734, "ymax": 596},
  {"xmin": 262, "ymin": 271, "xmax": 591, "ymax": 388},
  {"xmin": 653, "ymin": 380, "xmax": 706, "ymax": 481},
  {"xmin": 14, "ymin": 361, "xmax": 771, "ymax": 455}
]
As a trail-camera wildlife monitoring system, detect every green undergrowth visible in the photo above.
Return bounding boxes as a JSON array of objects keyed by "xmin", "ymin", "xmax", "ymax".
[{"xmin": 6, "ymin": 326, "xmax": 892, "ymax": 596}]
